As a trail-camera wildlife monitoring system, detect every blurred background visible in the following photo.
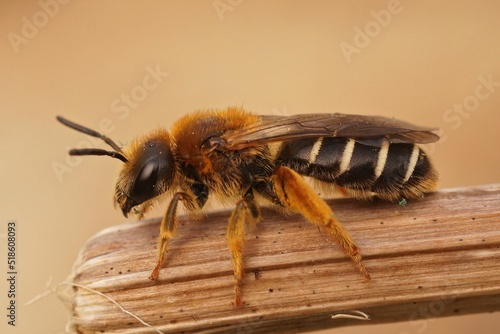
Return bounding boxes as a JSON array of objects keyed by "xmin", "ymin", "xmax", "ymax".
[{"xmin": 1, "ymin": 1, "xmax": 499, "ymax": 333}]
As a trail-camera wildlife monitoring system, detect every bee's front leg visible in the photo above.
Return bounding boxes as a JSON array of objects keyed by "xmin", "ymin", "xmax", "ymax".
[
  {"xmin": 227, "ymin": 190, "xmax": 260, "ymax": 305},
  {"xmin": 149, "ymin": 192, "xmax": 196, "ymax": 280}
]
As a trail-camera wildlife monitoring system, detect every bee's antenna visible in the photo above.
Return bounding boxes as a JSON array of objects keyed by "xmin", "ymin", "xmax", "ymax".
[
  {"xmin": 56, "ymin": 116, "xmax": 124, "ymax": 154},
  {"xmin": 57, "ymin": 116, "xmax": 128, "ymax": 163},
  {"xmin": 69, "ymin": 148, "xmax": 128, "ymax": 163}
]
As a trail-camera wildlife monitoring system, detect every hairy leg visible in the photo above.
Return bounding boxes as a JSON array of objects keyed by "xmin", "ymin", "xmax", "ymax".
[
  {"xmin": 273, "ymin": 166, "xmax": 370, "ymax": 280},
  {"xmin": 149, "ymin": 192, "xmax": 196, "ymax": 280},
  {"xmin": 226, "ymin": 191, "xmax": 260, "ymax": 305}
]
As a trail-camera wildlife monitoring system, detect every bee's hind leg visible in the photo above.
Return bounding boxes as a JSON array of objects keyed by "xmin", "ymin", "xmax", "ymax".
[
  {"xmin": 272, "ymin": 166, "xmax": 370, "ymax": 280},
  {"xmin": 227, "ymin": 190, "xmax": 260, "ymax": 305}
]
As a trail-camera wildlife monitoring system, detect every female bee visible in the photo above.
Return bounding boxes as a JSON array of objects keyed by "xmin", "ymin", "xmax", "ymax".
[{"xmin": 57, "ymin": 107, "xmax": 438, "ymax": 305}]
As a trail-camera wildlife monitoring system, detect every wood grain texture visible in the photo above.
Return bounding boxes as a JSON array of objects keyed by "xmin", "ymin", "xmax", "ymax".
[{"xmin": 59, "ymin": 184, "xmax": 500, "ymax": 333}]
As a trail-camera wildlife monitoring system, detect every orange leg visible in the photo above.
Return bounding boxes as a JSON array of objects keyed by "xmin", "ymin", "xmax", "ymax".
[
  {"xmin": 149, "ymin": 192, "xmax": 194, "ymax": 280},
  {"xmin": 273, "ymin": 166, "xmax": 370, "ymax": 280},
  {"xmin": 226, "ymin": 192, "xmax": 260, "ymax": 305}
]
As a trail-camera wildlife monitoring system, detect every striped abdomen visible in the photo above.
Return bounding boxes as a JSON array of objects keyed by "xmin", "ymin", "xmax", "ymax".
[{"xmin": 275, "ymin": 137, "xmax": 438, "ymax": 201}]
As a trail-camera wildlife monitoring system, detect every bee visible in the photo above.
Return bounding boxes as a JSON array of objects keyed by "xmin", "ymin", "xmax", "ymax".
[{"xmin": 57, "ymin": 107, "xmax": 438, "ymax": 305}]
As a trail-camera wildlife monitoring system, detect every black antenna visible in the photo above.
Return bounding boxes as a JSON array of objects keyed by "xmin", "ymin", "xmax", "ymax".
[
  {"xmin": 57, "ymin": 116, "xmax": 128, "ymax": 163},
  {"xmin": 69, "ymin": 148, "xmax": 128, "ymax": 163}
]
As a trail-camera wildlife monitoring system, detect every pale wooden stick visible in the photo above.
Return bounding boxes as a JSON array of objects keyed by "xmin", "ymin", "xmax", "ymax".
[{"xmin": 59, "ymin": 184, "xmax": 500, "ymax": 334}]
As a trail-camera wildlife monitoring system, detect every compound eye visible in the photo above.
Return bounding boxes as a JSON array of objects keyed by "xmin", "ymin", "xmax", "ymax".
[{"xmin": 131, "ymin": 159, "xmax": 159, "ymax": 204}]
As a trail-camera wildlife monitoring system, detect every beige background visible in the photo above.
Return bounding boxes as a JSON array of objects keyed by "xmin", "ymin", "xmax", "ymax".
[{"xmin": 1, "ymin": 1, "xmax": 499, "ymax": 333}]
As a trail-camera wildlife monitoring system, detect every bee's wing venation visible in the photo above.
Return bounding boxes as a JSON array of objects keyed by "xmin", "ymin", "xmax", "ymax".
[{"xmin": 222, "ymin": 113, "xmax": 439, "ymax": 149}]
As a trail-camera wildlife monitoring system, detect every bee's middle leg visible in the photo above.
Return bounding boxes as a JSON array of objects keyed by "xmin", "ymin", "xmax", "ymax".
[
  {"xmin": 227, "ymin": 190, "xmax": 260, "ymax": 305},
  {"xmin": 273, "ymin": 166, "xmax": 370, "ymax": 280}
]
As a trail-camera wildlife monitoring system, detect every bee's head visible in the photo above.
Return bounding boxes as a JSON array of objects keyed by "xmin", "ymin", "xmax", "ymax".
[
  {"xmin": 114, "ymin": 130, "xmax": 176, "ymax": 216},
  {"xmin": 57, "ymin": 116, "xmax": 176, "ymax": 217}
]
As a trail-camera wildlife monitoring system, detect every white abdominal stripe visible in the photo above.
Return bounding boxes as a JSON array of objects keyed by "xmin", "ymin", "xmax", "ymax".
[{"xmin": 276, "ymin": 137, "xmax": 432, "ymax": 198}]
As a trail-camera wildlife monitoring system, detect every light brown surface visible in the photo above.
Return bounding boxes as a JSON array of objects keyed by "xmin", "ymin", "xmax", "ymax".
[
  {"xmin": 65, "ymin": 185, "xmax": 500, "ymax": 333},
  {"xmin": 1, "ymin": 1, "xmax": 500, "ymax": 333}
]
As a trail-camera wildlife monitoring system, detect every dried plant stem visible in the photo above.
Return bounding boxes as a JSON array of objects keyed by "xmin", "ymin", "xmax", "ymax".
[{"xmin": 61, "ymin": 184, "xmax": 500, "ymax": 334}]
